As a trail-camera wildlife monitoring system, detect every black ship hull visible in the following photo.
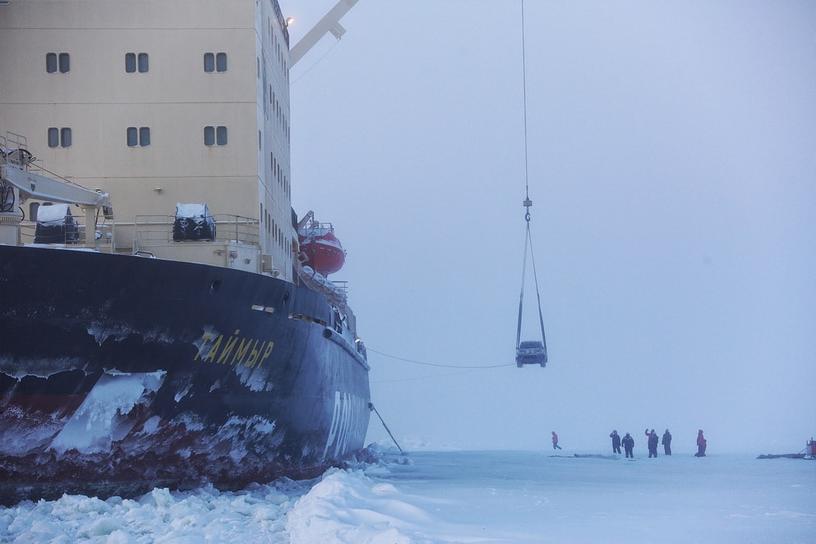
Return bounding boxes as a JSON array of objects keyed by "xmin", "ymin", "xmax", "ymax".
[{"xmin": 0, "ymin": 245, "xmax": 370, "ymax": 504}]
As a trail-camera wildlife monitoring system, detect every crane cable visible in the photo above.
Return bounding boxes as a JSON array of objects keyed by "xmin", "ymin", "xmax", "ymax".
[
  {"xmin": 521, "ymin": 0, "xmax": 531, "ymax": 212},
  {"xmin": 515, "ymin": 0, "xmax": 548, "ymax": 354}
]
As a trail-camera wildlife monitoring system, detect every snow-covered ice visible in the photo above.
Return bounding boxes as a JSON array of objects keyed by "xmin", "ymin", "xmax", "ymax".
[{"xmin": 1, "ymin": 450, "xmax": 813, "ymax": 543}]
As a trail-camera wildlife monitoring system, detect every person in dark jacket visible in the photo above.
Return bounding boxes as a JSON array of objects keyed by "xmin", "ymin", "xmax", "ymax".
[
  {"xmin": 622, "ymin": 432, "xmax": 635, "ymax": 458},
  {"xmin": 610, "ymin": 430, "xmax": 621, "ymax": 454},
  {"xmin": 662, "ymin": 429, "xmax": 672, "ymax": 455},
  {"xmin": 646, "ymin": 428, "xmax": 659, "ymax": 458},
  {"xmin": 695, "ymin": 429, "xmax": 707, "ymax": 457}
]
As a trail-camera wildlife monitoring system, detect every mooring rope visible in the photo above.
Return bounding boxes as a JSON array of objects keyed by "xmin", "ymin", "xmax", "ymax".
[
  {"xmin": 368, "ymin": 402, "xmax": 404, "ymax": 455},
  {"xmin": 368, "ymin": 348, "xmax": 515, "ymax": 369}
]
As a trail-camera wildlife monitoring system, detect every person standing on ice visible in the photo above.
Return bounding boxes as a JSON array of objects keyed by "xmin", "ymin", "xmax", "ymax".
[
  {"xmin": 695, "ymin": 429, "xmax": 707, "ymax": 457},
  {"xmin": 610, "ymin": 430, "xmax": 621, "ymax": 454},
  {"xmin": 622, "ymin": 432, "xmax": 635, "ymax": 458},
  {"xmin": 662, "ymin": 429, "xmax": 672, "ymax": 455},
  {"xmin": 646, "ymin": 429, "xmax": 659, "ymax": 458},
  {"xmin": 551, "ymin": 431, "xmax": 562, "ymax": 450}
]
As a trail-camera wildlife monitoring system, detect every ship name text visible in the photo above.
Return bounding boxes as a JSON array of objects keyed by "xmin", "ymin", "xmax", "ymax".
[{"xmin": 194, "ymin": 330, "xmax": 274, "ymax": 368}]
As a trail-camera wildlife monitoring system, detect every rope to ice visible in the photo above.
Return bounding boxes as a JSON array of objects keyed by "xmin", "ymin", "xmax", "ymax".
[
  {"xmin": 368, "ymin": 348, "xmax": 515, "ymax": 369},
  {"xmin": 368, "ymin": 402, "xmax": 405, "ymax": 455}
]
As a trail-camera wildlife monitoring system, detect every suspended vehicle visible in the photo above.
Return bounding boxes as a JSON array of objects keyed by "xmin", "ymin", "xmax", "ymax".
[
  {"xmin": 514, "ymin": 0, "xmax": 548, "ymax": 368},
  {"xmin": 516, "ymin": 340, "xmax": 546, "ymax": 367},
  {"xmin": 514, "ymin": 195, "xmax": 548, "ymax": 368}
]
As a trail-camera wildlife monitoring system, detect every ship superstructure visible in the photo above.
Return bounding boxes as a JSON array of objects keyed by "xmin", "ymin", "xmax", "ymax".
[
  {"xmin": 0, "ymin": 0, "xmax": 370, "ymax": 503},
  {"xmin": 0, "ymin": 0, "xmax": 295, "ymax": 276}
]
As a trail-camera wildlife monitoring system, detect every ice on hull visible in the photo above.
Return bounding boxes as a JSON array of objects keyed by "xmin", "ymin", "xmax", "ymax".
[{"xmin": 0, "ymin": 245, "xmax": 371, "ymax": 504}]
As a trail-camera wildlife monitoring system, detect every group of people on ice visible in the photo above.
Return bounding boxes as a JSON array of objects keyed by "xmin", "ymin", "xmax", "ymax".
[
  {"xmin": 608, "ymin": 429, "xmax": 707, "ymax": 458},
  {"xmin": 551, "ymin": 429, "xmax": 708, "ymax": 458}
]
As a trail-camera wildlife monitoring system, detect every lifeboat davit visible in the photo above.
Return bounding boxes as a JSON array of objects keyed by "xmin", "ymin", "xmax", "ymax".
[{"xmin": 298, "ymin": 223, "xmax": 346, "ymax": 276}]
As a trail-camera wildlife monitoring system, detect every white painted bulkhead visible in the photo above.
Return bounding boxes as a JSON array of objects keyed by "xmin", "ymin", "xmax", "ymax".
[{"xmin": 0, "ymin": 0, "xmax": 295, "ymax": 280}]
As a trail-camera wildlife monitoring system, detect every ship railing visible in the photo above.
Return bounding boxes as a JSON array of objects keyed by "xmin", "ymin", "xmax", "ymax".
[
  {"xmin": 0, "ymin": 132, "xmax": 32, "ymax": 168},
  {"xmin": 299, "ymin": 220, "xmax": 334, "ymax": 234},
  {"xmin": 1, "ymin": 132, "xmax": 87, "ymax": 191},
  {"xmin": 0, "ymin": 131, "xmax": 28, "ymax": 154},
  {"xmin": 19, "ymin": 219, "xmax": 115, "ymax": 251},
  {"xmin": 133, "ymin": 214, "xmax": 260, "ymax": 250},
  {"xmin": 330, "ymin": 280, "xmax": 349, "ymax": 297}
]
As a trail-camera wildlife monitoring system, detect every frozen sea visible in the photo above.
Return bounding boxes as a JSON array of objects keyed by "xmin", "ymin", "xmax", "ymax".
[{"xmin": 1, "ymin": 450, "xmax": 813, "ymax": 543}]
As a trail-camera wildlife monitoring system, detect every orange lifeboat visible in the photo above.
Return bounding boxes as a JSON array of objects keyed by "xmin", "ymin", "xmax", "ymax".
[{"xmin": 298, "ymin": 221, "xmax": 346, "ymax": 276}]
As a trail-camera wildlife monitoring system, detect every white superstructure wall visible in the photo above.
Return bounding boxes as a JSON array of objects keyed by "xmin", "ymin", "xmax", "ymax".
[{"xmin": 0, "ymin": 0, "xmax": 294, "ymax": 280}]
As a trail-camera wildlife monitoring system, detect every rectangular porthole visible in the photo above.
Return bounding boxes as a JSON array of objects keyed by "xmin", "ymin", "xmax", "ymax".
[
  {"xmin": 60, "ymin": 128, "xmax": 72, "ymax": 147},
  {"xmin": 47, "ymin": 127, "xmax": 59, "ymax": 147},
  {"xmin": 203, "ymin": 52, "xmax": 214, "ymax": 73},
  {"xmin": 46, "ymin": 53, "xmax": 57, "ymax": 73},
  {"xmin": 139, "ymin": 127, "xmax": 150, "ymax": 146},
  {"xmin": 138, "ymin": 53, "xmax": 149, "ymax": 73},
  {"xmin": 58, "ymin": 53, "xmax": 70, "ymax": 73},
  {"xmin": 216, "ymin": 126, "xmax": 227, "ymax": 145},
  {"xmin": 216, "ymin": 52, "xmax": 227, "ymax": 72}
]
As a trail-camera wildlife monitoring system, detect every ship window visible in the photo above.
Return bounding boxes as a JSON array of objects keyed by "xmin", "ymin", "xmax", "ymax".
[
  {"xmin": 48, "ymin": 127, "xmax": 59, "ymax": 147},
  {"xmin": 58, "ymin": 53, "xmax": 70, "ymax": 73},
  {"xmin": 204, "ymin": 126, "xmax": 227, "ymax": 146},
  {"xmin": 60, "ymin": 128, "xmax": 72, "ymax": 147},
  {"xmin": 260, "ymin": 203, "xmax": 264, "ymax": 222},
  {"xmin": 139, "ymin": 127, "xmax": 150, "ymax": 146},
  {"xmin": 216, "ymin": 126, "xmax": 228, "ymax": 145},
  {"xmin": 126, "ymin": 52, "xmax": 149, "ymax": 73},
  {"xmin": 217, "ymin": 53, "xmax": 228, "ymax": 72},
  {"xmin": 29, "ymin": 202, "xmax": 40, "ymax": 221},
  {"xmin": 258, "ymin": 130, "xmax": 262, "ymax": 150},
  {"xmin": 138, "ymin": 53, "xmax": 149, "ymax": 73},
  {"xmin": 203, "ymin": 52, "xmax": 215, "ymax": 73},
  {"xmin": 126, "ymin": 127, "xmax": 138, "ymax": 146},
  {"xmin": 46, "ymin": 53, "xmax": 57, "ymax": 73}
]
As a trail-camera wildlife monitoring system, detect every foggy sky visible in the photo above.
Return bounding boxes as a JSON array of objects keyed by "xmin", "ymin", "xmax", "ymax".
[{"xmin": 281, "ymin": 0, "xmax": 815, "ymax": 453}]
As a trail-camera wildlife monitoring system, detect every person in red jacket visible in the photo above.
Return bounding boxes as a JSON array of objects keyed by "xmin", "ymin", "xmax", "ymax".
[
  {"xmin": 551, "ymin": 431, "xmax": 562, "ymax": 450},
  {"xmin": 695, "ymin": 429, "xmax": 707, "ymax": 457}
]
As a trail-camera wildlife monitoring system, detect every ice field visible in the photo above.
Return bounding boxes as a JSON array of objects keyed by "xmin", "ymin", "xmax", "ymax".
[{"xmin": 1, "ymin": 450, "xmax": 813, "ymax": 543}]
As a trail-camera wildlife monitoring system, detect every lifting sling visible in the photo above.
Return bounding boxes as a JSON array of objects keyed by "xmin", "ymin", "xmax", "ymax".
[{"xmin": 515, "ymin": 202, "xmax": 548, "ymax": 366}]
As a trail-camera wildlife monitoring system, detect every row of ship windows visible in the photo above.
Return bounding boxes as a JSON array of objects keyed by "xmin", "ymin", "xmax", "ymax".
[
  {"xmin": 256, "ymin": 132, "xmax": 290, "ymax": 197},
  {"xmin": 259, "ymin": 202, "xmax": 289, "ymax": 252},
  {"xmin": 45, "ymin": 52, "xmax": 228, "ymax": 74},
  {"xmin": 267, "ymin": 18, "xmax": 289, "ymax": 75},
  {"xmin": 271, "ymin": 151, "xmax": 290, "ymax": 197},
  {"xmin": 46, "ymin": 126, "xmax": 229, "ymax": 147},
  {"xmin": 268, "ymin": 87, "xmax": 290, "ymax": 141}
]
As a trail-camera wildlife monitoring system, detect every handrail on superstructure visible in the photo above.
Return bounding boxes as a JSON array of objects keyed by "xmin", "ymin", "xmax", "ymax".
[{"xmin": 133, "ymin": 214, "xmax": 260, "ymax": 252}]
